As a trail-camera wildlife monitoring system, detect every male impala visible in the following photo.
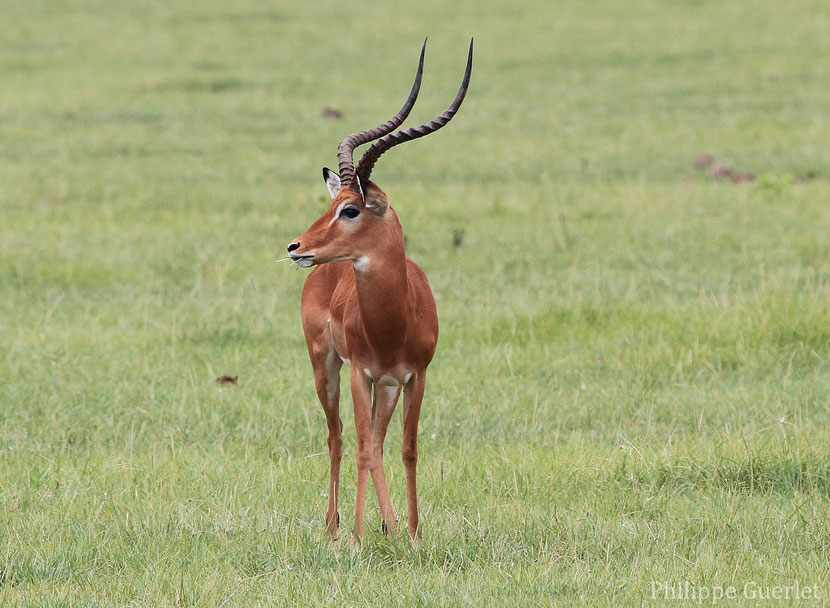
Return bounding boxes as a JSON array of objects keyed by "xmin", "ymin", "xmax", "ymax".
[{"xmin": 286, "ymin": 40, "xmax": 473, "ymax": 542}]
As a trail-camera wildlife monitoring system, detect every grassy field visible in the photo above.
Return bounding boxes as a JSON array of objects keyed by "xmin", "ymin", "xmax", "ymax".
[{"xmin": 2, "ymin": 0, "xmax": 830, "ymax": 605}]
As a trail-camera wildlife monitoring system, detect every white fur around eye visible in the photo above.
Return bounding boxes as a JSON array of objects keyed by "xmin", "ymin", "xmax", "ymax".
[
  {"xmin": 329, "ymin": 202, "xmax": 346, "ymax": 225},
  {"xmin": 329, "ymin": 202, "xmax": 361, "ymax": 225}
]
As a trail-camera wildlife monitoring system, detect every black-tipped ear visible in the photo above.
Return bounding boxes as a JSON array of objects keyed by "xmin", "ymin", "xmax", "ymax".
[{"xmin": 323, "ymin": 167, "xmax": 341, "ymax": 199}]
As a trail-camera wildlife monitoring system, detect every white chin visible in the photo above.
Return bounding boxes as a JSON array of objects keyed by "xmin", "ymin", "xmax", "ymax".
[{"xmin": 295, "ymin": 258, "xmax": 315, "ymax": 268}]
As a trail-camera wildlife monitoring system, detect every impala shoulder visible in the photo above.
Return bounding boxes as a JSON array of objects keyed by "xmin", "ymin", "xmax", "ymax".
[{"xmin": 405, "ymin": 257, "xmax": 431, "ymax": 284}]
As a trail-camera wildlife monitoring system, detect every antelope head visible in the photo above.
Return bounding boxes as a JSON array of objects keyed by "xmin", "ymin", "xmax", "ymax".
[{"xmin": 287, "ymin": 39, "xmax": 473, "ymax": 269}]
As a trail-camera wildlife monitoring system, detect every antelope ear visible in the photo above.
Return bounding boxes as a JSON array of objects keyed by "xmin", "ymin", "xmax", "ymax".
[
  {"xmin": 363, "ymin": 181, "xmax": 389, "ymax": 215},
  {"xmin": 322, "ymin": 167, "xmax": 341, "ymax": 199}
]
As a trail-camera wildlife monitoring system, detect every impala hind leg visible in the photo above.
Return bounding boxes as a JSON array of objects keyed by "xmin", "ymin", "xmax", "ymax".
[
  {"xmin": 311, "ymin": 343, "xmax": 343, "ymax": 538},
  {"xmin": 402, "ymin": 371, "xmax": 426, "ymax": 540},
  {"xmin": 370, "ymin": 383, "xmax": 402, "ymax": 537}
]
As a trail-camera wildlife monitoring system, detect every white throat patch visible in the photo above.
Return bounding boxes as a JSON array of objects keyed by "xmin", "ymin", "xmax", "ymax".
[{"xmin": 353, "ymin": 256, "xmax": 370, "ymax": 271}]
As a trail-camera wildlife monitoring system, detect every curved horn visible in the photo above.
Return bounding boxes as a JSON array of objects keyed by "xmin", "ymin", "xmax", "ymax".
[
  {"xmin": 357, "ymin": 38, "xmax": 473, "ymax": 183},
  {"xmin": 337, "ymin": 39, "xmax": 427, "ymax": 192}
]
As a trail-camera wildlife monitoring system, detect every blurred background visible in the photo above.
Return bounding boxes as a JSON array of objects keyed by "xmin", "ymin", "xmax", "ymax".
[{"xmin": 1, "ymin": 1, "xmax": 829, "ymax": 605}]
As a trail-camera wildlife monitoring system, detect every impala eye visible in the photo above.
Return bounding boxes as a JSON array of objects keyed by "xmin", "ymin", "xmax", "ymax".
[{"xmin": 340, "ymin": 206, "xmax": 360, "ymax": 219}]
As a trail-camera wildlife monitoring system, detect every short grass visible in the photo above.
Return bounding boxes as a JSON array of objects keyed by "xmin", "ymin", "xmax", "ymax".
[{"xmin": 2, "ymin": 0, "xmax": 830, "ymax": 606}]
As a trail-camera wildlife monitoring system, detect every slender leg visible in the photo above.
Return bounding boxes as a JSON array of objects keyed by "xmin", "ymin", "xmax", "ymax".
[
  {"xmin": 310, "ymin": 343, "xmax": 343, "ymax": 538},
  {"xmin": 370, "ymin": 384, "xmax": 402, "ymax": 537},
  {"xmin": 350, "ymin": 366, "xmax": 373, "ymax": 543},
  {"xmin": 401, "ymin": 370, "xmax": 426, "ymax": 540}
]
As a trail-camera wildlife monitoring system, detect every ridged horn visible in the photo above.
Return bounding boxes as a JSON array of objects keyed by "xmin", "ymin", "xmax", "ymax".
[
  {"xmin": 357, "ymin": 38, "xmax": 473, "ymax": 183},
  {"xmin": 336, "ymin": 39, "xmax": 427, "ymax": 192}
]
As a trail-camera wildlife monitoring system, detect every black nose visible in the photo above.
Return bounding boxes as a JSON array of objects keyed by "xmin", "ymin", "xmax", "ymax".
[{"xmin": 287, "ymin": 242, "xmax": 300, "ymax": 253}]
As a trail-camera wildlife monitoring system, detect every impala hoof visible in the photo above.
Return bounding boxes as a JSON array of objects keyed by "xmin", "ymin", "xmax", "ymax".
[{"xmin": 381, "ymin": 516, "xmax": 399, "ymax": 535}]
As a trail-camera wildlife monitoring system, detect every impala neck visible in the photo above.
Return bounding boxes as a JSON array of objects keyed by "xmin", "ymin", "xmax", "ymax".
[{"xmin": 352, "ymin": 212, "xmax": 409, "ymax": 355}]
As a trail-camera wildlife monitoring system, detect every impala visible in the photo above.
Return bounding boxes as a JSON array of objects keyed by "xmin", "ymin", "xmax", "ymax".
[{"xmin": 286, "ymin": 39, "xmax": 473, "ymax": 542}]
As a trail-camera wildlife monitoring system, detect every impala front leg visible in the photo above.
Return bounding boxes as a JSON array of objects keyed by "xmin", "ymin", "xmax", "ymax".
[
  {"xmin": 350, "ymin": 366, "xmax": 373, "ymax": 544},
  {"xmin": 309, "ymin": 341, "xmax": 343, "ymax": 538},
  {"xmin": 322, "ymin": 405, "xmax": 343, "ymax": 538}
]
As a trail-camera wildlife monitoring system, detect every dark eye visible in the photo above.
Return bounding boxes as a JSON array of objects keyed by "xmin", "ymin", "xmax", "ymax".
[{"xmin": 340, "ymin": 206, "xmax": 360, "ymax": 219}]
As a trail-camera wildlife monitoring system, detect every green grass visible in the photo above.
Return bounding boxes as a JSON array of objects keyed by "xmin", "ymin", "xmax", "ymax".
[{"xmin": 2, "ymin": 0, "xmax": 830, "ymax": 605}]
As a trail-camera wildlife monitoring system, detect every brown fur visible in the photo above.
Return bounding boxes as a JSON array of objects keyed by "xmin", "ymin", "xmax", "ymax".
[{"xmin": 290, "ymin": 180, "xmax": 438, "ymax": 542}]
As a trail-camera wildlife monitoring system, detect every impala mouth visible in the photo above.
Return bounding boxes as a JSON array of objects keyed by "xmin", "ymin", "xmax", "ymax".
[{"xmin": 289, "ymin": 253, "xmax": 316, "ymax": 268}]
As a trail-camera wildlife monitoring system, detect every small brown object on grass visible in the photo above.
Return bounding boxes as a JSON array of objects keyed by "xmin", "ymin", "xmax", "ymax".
[
  {"xmin": 322, "ymin": 107, "xmax": 343, "ymax": 119},
  {"xmin": 730, "ymin": 171, "xmax": 756, "ymax": 183},
  {"xmin": 708, "ymin": 163, "xmax": 734, "ymax": 180},
  {"xmin": 216, "ymin": 375, "xmax": 238, "ymax": 385},
  {"xmin": 693, "ymin": 154, "xmax": 715, "ymax": 168},
  {"xmin": 696, "ymin": 155, "xmax": 756, "ymax": 184}
]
